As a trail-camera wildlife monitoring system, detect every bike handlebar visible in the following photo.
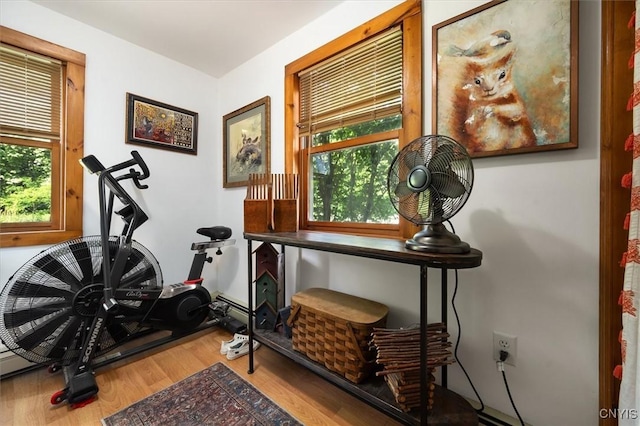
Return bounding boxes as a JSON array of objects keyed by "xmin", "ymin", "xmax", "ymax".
[
  {"xmin": 81, "ymin": 150, "xmax": 151, "ymax": 189},
  {"xmin": 131, "ymin": 151, "xmax": 150, "ymax": 180},
  {"xmin": 127, "ymin": 168, "xmax": 148, "ymax": 189}
]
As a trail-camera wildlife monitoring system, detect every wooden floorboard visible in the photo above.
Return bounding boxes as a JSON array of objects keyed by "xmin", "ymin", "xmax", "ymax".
[{"xmin": 0, "ymin": 327, "xmax": 401, "ymax": 425}]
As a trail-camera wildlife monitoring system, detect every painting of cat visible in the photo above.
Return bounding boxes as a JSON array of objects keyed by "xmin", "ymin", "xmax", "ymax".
[
  {"xmin": 443, "ymin": 30, "xmax": 536, "ymax": 153},
  {"xmin": 433, "ymin": 0, "xmax": 576, "ymax": 158}
]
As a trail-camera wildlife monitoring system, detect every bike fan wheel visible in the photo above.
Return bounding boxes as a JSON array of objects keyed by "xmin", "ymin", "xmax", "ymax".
[{"xmin": 0, "ymin": 236, "xmax": 162, "ymax": 365}]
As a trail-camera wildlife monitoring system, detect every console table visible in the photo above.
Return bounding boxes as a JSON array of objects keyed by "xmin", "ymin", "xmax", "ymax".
[{"xmin": 244, "ymin": 231, "xmax": 482, "ymax": 426}]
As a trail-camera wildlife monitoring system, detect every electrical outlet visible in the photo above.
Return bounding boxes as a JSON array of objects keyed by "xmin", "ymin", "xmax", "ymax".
[{"xmin": 493, "ymin": 332, "xmax": 517, "ymax": 366}]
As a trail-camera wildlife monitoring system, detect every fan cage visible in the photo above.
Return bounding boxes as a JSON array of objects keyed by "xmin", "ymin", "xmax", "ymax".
[
  {"xmin": 388, "ymin": 135, "xmax": 474, "ymax": 225},
  {"xmin": 0, "ymin": 235, "xmax": 162, "ymax": 364}
]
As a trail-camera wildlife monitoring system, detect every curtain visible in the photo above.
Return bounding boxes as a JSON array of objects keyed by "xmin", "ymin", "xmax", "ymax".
[{"xmin": 619, "ymin": 4, "xmax": 640, "ymax": 423}]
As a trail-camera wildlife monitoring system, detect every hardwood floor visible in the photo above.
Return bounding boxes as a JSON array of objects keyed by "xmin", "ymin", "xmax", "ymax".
[{"xmin": 0, "ymin": 327, "xmax": 402, "ymax": 425}]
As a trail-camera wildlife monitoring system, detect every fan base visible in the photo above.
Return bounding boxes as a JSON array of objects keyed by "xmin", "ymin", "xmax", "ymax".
[{"xmin": 406, "ymin": 224, "xmax": 470, "ymax": 254}]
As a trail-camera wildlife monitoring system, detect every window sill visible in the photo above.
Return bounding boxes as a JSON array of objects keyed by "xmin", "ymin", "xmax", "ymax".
[{"xmin": 1, "ymin": 229, "xmax": 82, "ymax": 248}]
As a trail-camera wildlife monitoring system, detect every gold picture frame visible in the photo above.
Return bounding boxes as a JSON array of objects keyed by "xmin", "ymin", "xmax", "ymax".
[{"xmin": 223, "ymin": 96, "xmax": 271, "ymax": 188}]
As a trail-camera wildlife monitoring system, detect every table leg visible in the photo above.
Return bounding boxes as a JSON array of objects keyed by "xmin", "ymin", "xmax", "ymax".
[
  {"xmin": 420, "ymin": 264, "xmax": 428, "ymax": 426},
  {"xmin": 248, "ymin": 239, "xmax": 254, "ymax": 374},
  {"xmin": 280, "ymin": 244, "xmax": 285, "ymax": 304},
  {"xmin": 441, "ymin": 268, "xmax": 448, "ymax": 389}
]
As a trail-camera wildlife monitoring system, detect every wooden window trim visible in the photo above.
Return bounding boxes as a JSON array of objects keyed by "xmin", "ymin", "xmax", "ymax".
[
  {"xmin": 0, "ymin": 26, "xmax": 85, "ymax": 248},
  {"xmin": 308, "ymin": 130, "xmax": 400, "ymax": 156},
  {"xmin": 284, "ymin": 0, "xmax": 422, "ymax": 239},
  {"xmin": 599, "ymin": 2, "xmax": 634, "ymax": 424}
]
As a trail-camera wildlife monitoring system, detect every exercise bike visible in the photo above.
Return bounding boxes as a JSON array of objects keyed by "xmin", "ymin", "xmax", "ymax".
[{"xmin": 0, "ymin": 151, "xmax": 234, "ymax": 406}]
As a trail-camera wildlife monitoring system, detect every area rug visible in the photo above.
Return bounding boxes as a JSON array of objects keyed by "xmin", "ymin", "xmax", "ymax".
[{"xmin": 101, "ymin": 362, "xmax": 302, "ymax": 426}]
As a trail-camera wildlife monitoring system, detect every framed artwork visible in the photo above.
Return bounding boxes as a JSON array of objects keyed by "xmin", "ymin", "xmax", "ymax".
[
  {"xmin": 223, "ymin": 96, "xmax": 271, "ymax": 188},
  {"xmin": 432, "ymin": 0, "xmax": 578, "ymax": 158},
  {"xmin": 126, "ymin": 93, "xmax": 198, "ymax": 155}
]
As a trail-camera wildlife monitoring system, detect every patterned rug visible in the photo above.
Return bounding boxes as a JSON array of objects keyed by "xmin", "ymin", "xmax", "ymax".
[{"xmin": 101, "ymin": 362, "xmax": 302, "ymax": 426}]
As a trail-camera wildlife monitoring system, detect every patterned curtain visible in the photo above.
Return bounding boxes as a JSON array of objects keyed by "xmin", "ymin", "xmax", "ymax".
[{"xmin": 619, "ymin": 5, "xmax": 640, "ymax": 423}]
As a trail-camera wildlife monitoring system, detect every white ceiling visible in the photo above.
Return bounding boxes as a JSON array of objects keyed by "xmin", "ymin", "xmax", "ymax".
[{"xmin": 32, "ymin": 0, "xmax": 344, "ymax": 78}]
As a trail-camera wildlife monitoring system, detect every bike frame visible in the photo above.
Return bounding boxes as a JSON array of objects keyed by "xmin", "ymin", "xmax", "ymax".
[
  {"xmin": 71, "ymin": 152, "xmax": 153, "ymax": 378},
  {"xmin": 76, "ymin": 152, "xmax": 235, "ymax": 370},
  {"xmin": 29, "ymin": 151, "xmax": 235, "ymax": 406}
]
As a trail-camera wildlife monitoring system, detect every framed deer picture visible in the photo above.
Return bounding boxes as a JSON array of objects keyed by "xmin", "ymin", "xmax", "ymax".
[
  {"xmin": 222, "ymin": 96, "xmax": 271, "ymax": 188},
  {"xmin": 432, "ymin": 0, "xmax": 578, "ymax": 158}
]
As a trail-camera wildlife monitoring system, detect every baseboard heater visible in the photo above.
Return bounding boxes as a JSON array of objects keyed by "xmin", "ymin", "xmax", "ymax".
[
  {"xmin": 478, "ymin": 411, "xmax": 514, "ymax": 426},
  {"xmin": 213, "ymin": 294, "xmax": 249, "ymax": 334},
  {"xmin": 214, "ymin": 294, "xmax": 249, "ymax": 316}
]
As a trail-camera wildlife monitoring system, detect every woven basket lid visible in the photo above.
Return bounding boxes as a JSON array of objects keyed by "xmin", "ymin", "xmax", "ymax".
[{"xmin": 292, "ymin": 288, "xmax": 388, "ymax": 325}]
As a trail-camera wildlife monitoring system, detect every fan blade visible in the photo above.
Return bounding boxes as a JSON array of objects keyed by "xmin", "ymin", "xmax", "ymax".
[
  {"xmin": 122, "ymin": 254, "xmax": 146, "ymax": 276},
  {"xmin": 45, "ymin": 316, "xmax": 83, "ymax": 359},
  {"xmin": 70, "ymin": 241, "xmax": 96, "ymax": 286},
  {"xmin": 431, "ymin": 170, "xmax": 467, "ymax": 198},
  {"xmin": 8, "ymin": 281, "xmax": 74, "ymax": 300},
  {"xmin": 33, "ymin": 254, "xmax": 82, "ymax": 290},
  {"xmin": 14, "ymin": 308, "xmax": 71, "ymax": 351},
  {"xmin": 398, "ymin": 192, "xmax": 422, "ymax": 219},
  {"xmin": 415, "ymin": 190, "xmax": 432, "ymax": 221},
  {"xmin": 394, "ymin": 181, "xmax": 414, "ymax": 197},
  {"xmin": 119, "ymin": 266, "xmax": 156, "ymax": 288},
  {"xmin": 434, "ymin": 142, "xmax": 456, "ymax": 156},
  {"xmin": 403, "ymin": 149, "xmax": 425, "ymax": 169},
  {"xmin": 3, "ymin": 301, "xmax": 70, "ymax": 328},
  {"xmin": 428, "ymin": 144, "xmax": 456, "ymax": 173}
]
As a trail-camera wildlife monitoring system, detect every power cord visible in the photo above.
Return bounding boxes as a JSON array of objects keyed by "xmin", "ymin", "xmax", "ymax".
[
  {"xmin": 451, "ymin": 268, "xmax": 485, "ymax": 412},
  {"xmin": 446, "ymin": 220, "xmax": 485, "ymax": 412},
  {"xmin": 446, "ymin": 220, "xmax": 524, "ymax": 425},
  {"xmin": 497, "ymin": 351, "xmax": 525, "ymax": 426}
]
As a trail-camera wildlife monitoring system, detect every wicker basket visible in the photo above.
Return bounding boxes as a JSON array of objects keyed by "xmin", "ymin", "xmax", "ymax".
[{"xmin": 287, "ymin": 288, "xmax": 389, "ymax": 383}]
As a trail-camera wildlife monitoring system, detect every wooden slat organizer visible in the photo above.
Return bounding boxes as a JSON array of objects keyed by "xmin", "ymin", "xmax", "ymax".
[{"xmin": 244, "ymin": 173, "xmax": 298, "ymax": 233}]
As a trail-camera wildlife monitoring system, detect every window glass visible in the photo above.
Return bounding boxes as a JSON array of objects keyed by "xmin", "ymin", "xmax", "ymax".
[
  {"xmin": 298, "ymin": 28, "xmax": 403, "ymax": 228},
  {"xmin": 285, "ymin": 0, "xmax": 422, "ymax": 237},
  {"xmin": 0, "ymin": 144, "xmax": 52, "ymax": 223},
  {"xmin": 0, "ymin": 43, "xmax": 61, "ymax": 228},
  {"xmin": 0, "ymin": 26, "xmax": 85, "ymax": 247},
  {"xmin": 310, "ymin": 138, "xmax": 399, "ymax": 223}
]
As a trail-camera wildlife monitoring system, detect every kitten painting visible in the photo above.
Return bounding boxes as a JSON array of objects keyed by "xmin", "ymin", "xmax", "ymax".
[{"xmin": 442, "ymin": 30, "xmax": 536, "ymax": 153}]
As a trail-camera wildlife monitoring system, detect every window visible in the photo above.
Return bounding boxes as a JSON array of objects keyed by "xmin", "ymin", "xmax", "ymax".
[
  {"xmin": 285, "ymin": 0, "xmax": 422, "ymax": 238},
  {"xmin": 0, "ymin": 26, "xmax": 85, "ymax": 247}
]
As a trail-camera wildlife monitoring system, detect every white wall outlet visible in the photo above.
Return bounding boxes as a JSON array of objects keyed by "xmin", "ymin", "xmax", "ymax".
[{"xmin": 493, "ymin": 332, "xmax": 517, "ymax": 366}]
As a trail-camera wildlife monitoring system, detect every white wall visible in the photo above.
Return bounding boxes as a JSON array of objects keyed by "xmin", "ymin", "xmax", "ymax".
[
  {"xmin": 0, "ymin": 1, "xmax": 230, "ymax": 292},
  {"xmin": 218, "ymin": 1, "xmax": 601, "ymax": 425},
  {"xmin": 0, "ymin": 1, "xmax": 601, "ymax": 425}
]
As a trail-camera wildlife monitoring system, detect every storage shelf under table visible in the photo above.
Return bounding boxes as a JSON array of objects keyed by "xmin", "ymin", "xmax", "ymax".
[
  {"xmin": 252, "ymin": 328, "xmax": 478, "ymax": 425},
  {"xmin": 244, "ymin": 231, "xmax": 482, "ymax": 426}
]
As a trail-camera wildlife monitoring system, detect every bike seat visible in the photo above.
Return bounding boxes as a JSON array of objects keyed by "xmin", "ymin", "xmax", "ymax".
[{"xmin": 197, "ymin": 226, "xmax": 232, "ymax": 240}]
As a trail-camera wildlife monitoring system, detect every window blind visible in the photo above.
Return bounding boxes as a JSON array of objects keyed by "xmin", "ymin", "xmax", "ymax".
[
  {"xmin": 298, "ymin": 26, "xmax": 402, "ymax": 137},
  {"xmin": 0, "ymin": 43, "xmax": 62, "ymax": 141}
]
